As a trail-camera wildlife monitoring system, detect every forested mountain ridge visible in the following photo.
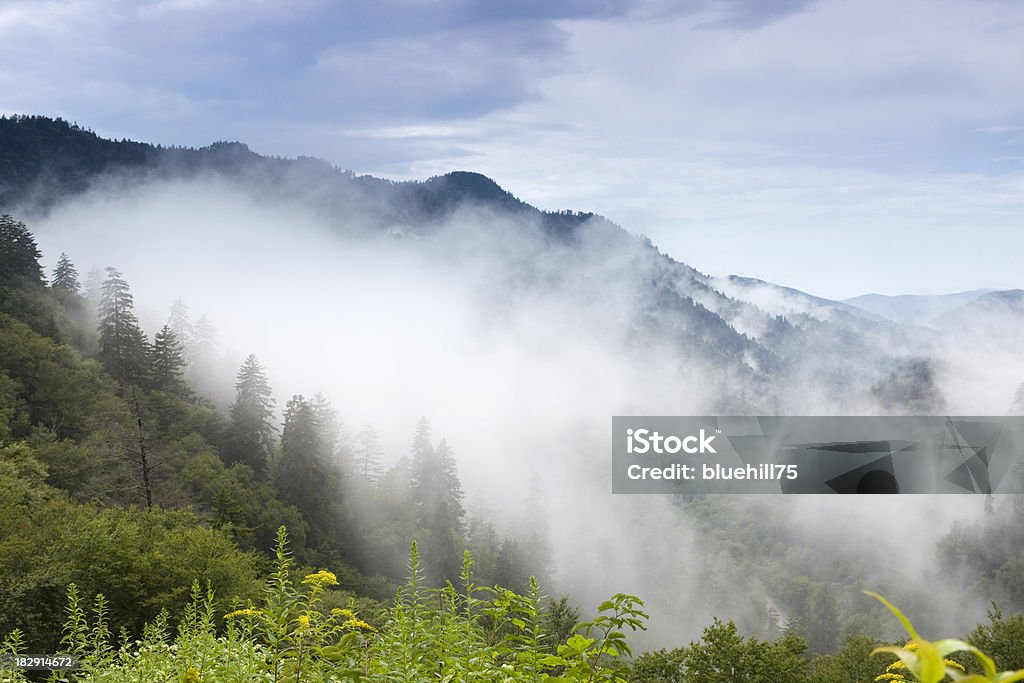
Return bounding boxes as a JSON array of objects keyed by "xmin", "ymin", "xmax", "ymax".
[
  {"xmin": 0, "ymin": 115, "xmax": 596, "ymax": 238},
  {"xmin": 0, "ymin": 114, "xmax": 936, "ymax": 413}
]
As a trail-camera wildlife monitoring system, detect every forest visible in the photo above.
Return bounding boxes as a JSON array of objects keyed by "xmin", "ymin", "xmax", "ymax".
[{"xmin": 2, "ymin": 205, "xmax": 1024, "ymax": 682}]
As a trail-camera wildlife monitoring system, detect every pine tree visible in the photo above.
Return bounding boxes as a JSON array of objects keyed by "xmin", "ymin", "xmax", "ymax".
[
  {"xmin": 83, "ymin": 267, "xmax": 102, "ymax": 305},
  {"xmin": 277, "ymin": 394, "xmax": 341, "ymax": 550},
  {"xmin": 409, "ymin": 419, "xmax": 466, "ymax": 584},
  {"xmin": 515, "ymin": 474, "xmax": 554, "ymax": 587},
  {"xmin": 0, "ymin": 214, "xmax": 44, "ymax": 287},
  {"xmin": 807, "ymin": 584, "xmax": 840, "ymax": 655},
  {"xmin": 191, "ymin": 314, "xmax": 218, "ymax": 363},
  {"xmin": 226, "ymin": 354, "xmax": 276, "ymax": 479},
  {"xmin": 353, "ymin": 423, "xmax": 385, "ymax": 487},
  {"xmin": 97, "ymin": 267, "xmax": 149, "ymax": 384},
  {"xmin": 166, "ymin": 299, "xmax": 192, "ymax": 353},
  {"xmin": 311, "ymin": 393, "xmax": 349, "ymax": 474},
  {"xmin": 149, "ymin": 325, "xmax": 188, "ymax": 395},
  {"xmin": 187, "ymin": 313, "xmax": 220, "ymax": 397},
  {"xmin": 51, "ymin": 252, "xmax": 80, "ymax": 294},
  {"xmin": 465, "ymin": 500, "xmax": 500, "ymax": 584}
]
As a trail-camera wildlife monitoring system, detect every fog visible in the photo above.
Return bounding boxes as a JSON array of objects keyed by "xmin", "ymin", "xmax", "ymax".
[{"xmin": 29, "ymin": 173, "xmax": 1011, "ymax": 647}]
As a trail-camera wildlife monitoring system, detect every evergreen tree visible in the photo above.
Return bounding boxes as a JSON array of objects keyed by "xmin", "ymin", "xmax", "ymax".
[
  {"xmin": 51, "ymin": 252, "xmax": 80, "ymax": 294},
  {"xmin": 187, "ymin": 313, "xmax": 221, "ymax": 398},
  {"xmin": 83, "ymin": 266, "xmax": 102, "ymax": 305},
  {"xmin": 97, "ymin": 267, "xmax": 149, "ymax": 384},
  {"xmin": 516, "ymin": 474, "xmax": 554, "ymax": 587},
  {"xmin": 352, "ymin": 423, "xmax": 385, "ymax": 487},
  {"xmin": 277, "ymin": 394, "xmax": 341, "ymax": 550},
  {"xmin": 807, "ymin": 584, "xmax": 840, "ymax": 655},
  {"xmin": 166, "ymin": 299, "xmax": 192, "ymax": 353},
  {"xmin": 191, "ymin": 314, "xmax": 218, "ymax": 363},
  {"xmin": 311, "ymin": 393, "xmax": 349, "ymax": 474},
  {"xmin": 0, "ymin": 214, "xmax": 44, "ymax": 287},
  {"xmin": 149, "ymin": 325, "xmax": 188, "ymax": 395},
  {"xmin": 409, "ymin": 419, "xmax": 466, "ymax": 585},
  {"xmin": 226, "ymin": 354, "xmax": 276, "ymax": 479},
  {"xmin": 465, "ymin": 500, "xmax": 500, "ymax": 584}
]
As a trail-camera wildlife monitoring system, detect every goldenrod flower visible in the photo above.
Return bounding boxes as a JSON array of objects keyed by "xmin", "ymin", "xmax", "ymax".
[
  {"xmin": 297, "ymin": 615, "xmax": 311, "ymax": 629},
  {"xmin": 331, "ymin": 608, "xmax": 356, "ymax": 619},
  {"xmin": 343, "ymin": 618, "xmax": 377, "ymax": 633},
  {"xmin": 874, "ymin": 674, "xmax": 908, "ymax": 682},
  {"xmin": 302, "ymin": 570, "xmax": 339, "ymax": 587},
  {"xmin": 225, "ymin": 608, "xmax": 260, "ymax": 619},
  {"xmin": 183, "ymin": 666, "xmax": 202, "ymax": 683}
]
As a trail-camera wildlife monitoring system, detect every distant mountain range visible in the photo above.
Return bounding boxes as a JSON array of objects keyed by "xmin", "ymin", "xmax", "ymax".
[
  {"xmin": 2, "ymin": 114, "xmax": 1019, "ymax": 412},
  {"xmin": 842, "ymin": 290, "xmax": 994, "ymax": 326}
]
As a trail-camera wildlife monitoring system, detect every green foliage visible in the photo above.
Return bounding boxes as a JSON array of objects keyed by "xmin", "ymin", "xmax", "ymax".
[
  {"xmin": 0, "ymin": 312, "xmax": 112, "ymax": 440},
  {"xmin": 1, "ymin": 532, "xmax": 647, "ymax": 682},
  {"xmin": 0, "ymin": 214, "xmax": 44, "ymax": 287},
  {"xmin": 149, "ymin": 324, "xmax": 188, "ymax": 396},
  {"xmin": 97, "ymin": 267, "xmax": 149, "ymax": 385},
  {"xmin": 51, "ymin": 252, "xmax": 81, "ymax": 294},
  {"xmin": 178, "ymin": 449, "xmax": 309, "ymax": 554},
  {"xmin": 966, "ymin": 606, "xmax": 1024, "ymax": 673},
  {"xmin": 409, "ymin": 419, "xmax": 466, "ymax": 585},
  {"xmin": 0, "ymin": 442, "xmax": 261, "ymax": 648},
  {"xmin": 277, "ymin": 394, "xmax": 342, "ymax": 550},
  {"xmin": 225, "ymin": 353, "xmax": 276, "ymax": 479},
  {"xmin": 670, "ymin": 618, "xmax": 808, "ymax": 683},
  {"xmin": 866, "ymin": 591, "xmax": 1024, "ymax": 683},
  {"xmin": 807, "ymin": 635, "xmax": 890, "ymax": 683}
]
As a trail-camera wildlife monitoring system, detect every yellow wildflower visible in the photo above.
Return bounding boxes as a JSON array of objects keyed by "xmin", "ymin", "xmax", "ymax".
[
  {"xmin": 224, "ymin": 608, "xmax": 260, "ymax": 619},
  {"xmin": 343, "ymin": 618, "xmax": 377, "ymax": 633},
  {"xmin": 302, "ymin": 570, "xmax": 339, "ymax": 587},
  {"xmin": 331, "ymin": 608, "xmax": 356, "ymax": 619},
  {"xmin": 297, "ymin": 614, "xmax": 311, "ymax": 629},
  {"xmin": 874, "ymin": 674, "xmax": 908, "ymax": 682},
  {"xmin": 183, "ymin": 666, "xmax": 202, "ymax": 683}
]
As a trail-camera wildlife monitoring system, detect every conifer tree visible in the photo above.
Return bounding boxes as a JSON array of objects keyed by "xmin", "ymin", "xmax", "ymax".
[
  {"xmin": 515, "ymin": 474, "xmax": 554, "ymax": 586},
  {"xmin": 149, "ymin": 325, "xmax": 188, "ymax": 395},
  {"xmin": 83, "ymin": 266, "xmax": 102, "ymax": 305},
  {"xmin": 167, "ymin": 299, "xmax": 192, "ymax": 352},
  {"xmin": 409, "ymin": 419, "xmax": 466, "ymax": 584},
  {"xmin": 51, "ymin": 252, "xmax": 80, "ymax": 294},
  {"xmin": 353, "ymin": 423, "xmax": 385, "ymax": 487},
  {"xmin": 277, "ymin": 394, "xmax": 341, "ymax": 549},
  {"xmin": 312, "ymin": 393, "xmax": 349, "ymax": 474},
  {"xmin": 97, "ymin": 267, "xmax": 148, "ymax": 384},
  {"xmin": 0, "ymin": 214, "xmax": 44, "ymax": 287},
  {"xmin": 226, "ymin": 354, "xmax": 276, "ymax": 479}
]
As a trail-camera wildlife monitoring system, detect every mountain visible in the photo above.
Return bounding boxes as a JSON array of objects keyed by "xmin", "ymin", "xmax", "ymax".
[
  {"xmin": 935, "ymin": 289, "xmax": 1024, "ymax": 346},
  {"xmin": 842, "ymin": 289, "xmax": 995, "ymax": 326},
  {"xmin": 714, "ymin": 275, "xmax": 886, "ymax": 323},
  {"xmin": 0, "ymin": 115, "xmax": 941, "ymax": 411},
  {"xmin": 0, "ymin": 115, "xmax": 597, "ymax": 240}
]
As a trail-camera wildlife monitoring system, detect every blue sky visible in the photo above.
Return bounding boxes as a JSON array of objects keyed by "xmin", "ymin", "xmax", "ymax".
[{"xmin": 2, "ymin": 0, "xmax": 1022, "ymax": 298}]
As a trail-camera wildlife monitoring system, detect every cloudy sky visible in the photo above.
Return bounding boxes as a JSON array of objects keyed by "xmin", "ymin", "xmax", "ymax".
[{"xmin": 2, "ymin": 0, "xmax": 1022, "ymax": 298}]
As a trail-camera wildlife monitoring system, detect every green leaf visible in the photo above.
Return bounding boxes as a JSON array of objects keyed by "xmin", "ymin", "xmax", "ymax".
[
  {"xmin": 565, "ymin": 634, "xmax": 595, "ymax": 652},
  {"xmin": 864, "ymin": 591, "xmax": 923, "ymax": 641},
  {"xmin": 915, "ymin": 640, "xmax": 949, "ymax": 683},
  {"xmin": 994, "ymin": 672, "xmax": 1024, "ymax": 683},
  {"xmin": 934, "ymin": 638, "xmax": 996, "ymax": 678}
]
